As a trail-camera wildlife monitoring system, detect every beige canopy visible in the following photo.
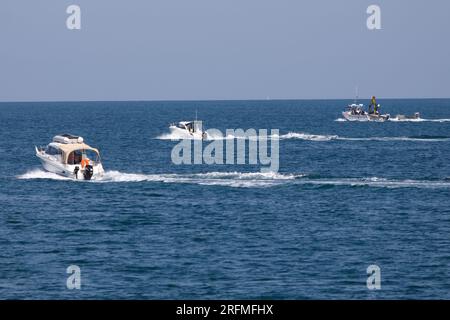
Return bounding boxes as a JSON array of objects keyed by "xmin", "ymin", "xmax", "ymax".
[{"xmin": 56, "ymin": 143, "xmax": 100, "ymax": 164}]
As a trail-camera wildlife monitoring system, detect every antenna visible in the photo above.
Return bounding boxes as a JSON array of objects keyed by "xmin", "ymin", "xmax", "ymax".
[{"xmin": 354, "ymin": 86, "xmax": 359, "ymax": 104}]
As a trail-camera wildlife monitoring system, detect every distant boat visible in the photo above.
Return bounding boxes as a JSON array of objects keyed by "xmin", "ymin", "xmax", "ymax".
[
  {"xmin": 169, "ymin": 121, "xmax": 208, "ymax": 139},
  {"xmin": 342, "ymin": 104, "xmax": 390, "ymax": 122},
  {"xmin": 341, "ymin": 88, "xmax": 390, "ymax": 122}
]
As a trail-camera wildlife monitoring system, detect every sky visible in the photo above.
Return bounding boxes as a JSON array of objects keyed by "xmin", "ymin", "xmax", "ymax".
[{"xmin": 0, "ymin": 0, "xmax": 449, "ymax": 101}]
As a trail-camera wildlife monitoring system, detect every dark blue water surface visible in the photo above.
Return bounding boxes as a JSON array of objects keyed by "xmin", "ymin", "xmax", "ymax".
[{"xmin": 1, "ymin": 99, "xmax": 450, "ymax": 299}]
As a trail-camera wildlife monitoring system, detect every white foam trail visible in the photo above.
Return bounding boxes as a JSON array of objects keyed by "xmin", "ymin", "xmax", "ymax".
[
  {"xmin": 96, "ymin": 170, "xmax": 168, "ymax": 182},
  {"xmin": 276, "ymin": 132, "xmax": 338, "ymax": 141},
  {"xmin": 157, "ymin": 131, "xmax": 257, "ymax": 141},
  {"xmin": 298, "ymin": 177, "xmax": 450, "ymax": 189},
  {"xmin": 336, "ymin": 117, "xmax": 450, "ymax": 123},
  {"xmin": 425, "ymin": 118, "xmax": 450, "ymax": 122},
  {"xmin": 158, "ymin": 129, "xmax": 450, "ymax": 142},
  {"xmin": 193, "ymin": 171, "xmax": 299, "ymax": 180},
  {"xmin": 156, "ymin": 132, "xmax": 202, "ymax": 140},
  {"xmin": 96, "ymin": 170, "xmax": 302, "ymax": 187},
  {"xmin": 389, "ymin": 118, "xmax": 450, "ymax": 123},
  {"xmin": 275, "ymin": 132, "xmax": 450, "ymax": 142},
  {"xmin": 17, "ymin": 169, "xmax": 71, "ymax": 181},
  {"xmin": 338, "ymin": 136, "xmax": 450, "ymax": 142},
  {"xmin": 16, "ymin": 169, "xmax": 450, "ymax": 189},
  {"xmin": 17, "ymin": 169, "xmax": 302, "ymax": 188},
  {"xmin": 389, "ymin": 117, "xmax": 425, "ymax": 122}
]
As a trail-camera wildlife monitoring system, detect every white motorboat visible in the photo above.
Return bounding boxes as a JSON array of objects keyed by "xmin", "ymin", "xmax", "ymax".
[
  {"xmin": 341, "ymin": 90, "xmax": 390, "ymax": 122},
  {"xmin": 169, "ymin": 121, "xmax": 207, "ymax": 139},
  {"xmin": 342, "ymin": 106, "xmax": 390, "ymax": 122},
  {"xmin": 342, "ymin": 103, "xmax": 369, "ymax": 121},
  {"xmin": 35, "ymin": 134, "xmax": 105, "ymax": 180}
]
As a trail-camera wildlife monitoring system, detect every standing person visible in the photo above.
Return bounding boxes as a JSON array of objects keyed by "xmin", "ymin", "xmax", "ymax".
[{"xmin": 369, "ymin": 96, "xmax": 377, "ymax": 114}]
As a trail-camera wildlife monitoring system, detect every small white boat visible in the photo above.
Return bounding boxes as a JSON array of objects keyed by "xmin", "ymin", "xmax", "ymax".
[
  {"xmin": 342, "ymin": 104, "xmax": 390, "ymax": 122},
  {"xmin": 35, "ymin": 134, "xmax": 104, "ymax": 180},
  {"xmin": 342, "ymin": 103, "xmax": 369, "ymax": 121},
  {"xmin": 169, "ymin": 121, "xmax": 207, "ymax": 139},
  {"xmin": 341, "ymin": 90, "xmax": 390, "ymax": 122}
]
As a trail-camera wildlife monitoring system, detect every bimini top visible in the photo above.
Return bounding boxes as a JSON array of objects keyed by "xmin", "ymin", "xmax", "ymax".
[
  {"xmin": 50, "ymin": 135, "xmax": 100, "ymax": 164},
  {"xmin": 55, "ymin": 142, "xmax": 99, "ymax": 155},
  {"xmin": 59, "ymin": 143, "xmax": 100, "ymax": 164}
]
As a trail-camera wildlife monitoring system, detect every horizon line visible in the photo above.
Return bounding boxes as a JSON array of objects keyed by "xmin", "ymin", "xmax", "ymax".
[{"xmin": 1, "ymin": 97, "xmax": 450, "ymax": 104}]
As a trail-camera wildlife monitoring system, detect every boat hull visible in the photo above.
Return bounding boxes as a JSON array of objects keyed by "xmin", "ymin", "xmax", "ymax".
[
  {"xmin": 342, "ymin": 111, "xmax": 389, "ymax": 122},
  {"xmin": 342, "ymin": 112, "xmax": 369, "ymax": 121},
  {"xmin": 36, "ymin": 151, "xmax": 104, "ymax": 180}
]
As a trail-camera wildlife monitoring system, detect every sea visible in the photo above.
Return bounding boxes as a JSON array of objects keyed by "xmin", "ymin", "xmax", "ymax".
[{"xmin": 0, "ymin": 99, "xmax": 449, "ymax": 299}]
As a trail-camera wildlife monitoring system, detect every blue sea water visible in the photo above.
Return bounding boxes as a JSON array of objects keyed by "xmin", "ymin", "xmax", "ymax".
[{"xmin": 0, "ymin": 99, "xmax": 450, "ymax": 299}]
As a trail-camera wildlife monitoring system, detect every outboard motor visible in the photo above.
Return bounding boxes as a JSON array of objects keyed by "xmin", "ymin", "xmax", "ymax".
[
  {"xmin": 83, "ymin": 165, "xmax": 94, "ymax": 180},
  {"xmin": 73, "ymin": 166, "xmax": 80, "ymax": 179}
]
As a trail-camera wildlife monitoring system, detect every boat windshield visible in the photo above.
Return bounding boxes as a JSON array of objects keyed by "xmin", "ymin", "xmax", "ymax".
[
  {"xmin": 179, "ymin": 122, "xmax": 194, "ymax": 132},
  {"xmin": 45, "ymin": 145, "xmax": 63, "ymax": 162},
  {"xmin": 67, "ymin": 149, "xmax": 100, "ymax": 165}
]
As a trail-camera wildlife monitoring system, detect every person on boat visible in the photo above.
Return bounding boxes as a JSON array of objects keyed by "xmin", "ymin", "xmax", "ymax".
[
  {"xmin": 81, "ymin": 157, "xmax": 90, "ymax": 168},
  {"xmin": 374, "ymin": 103, "xmax": 379, "ymax": 114},
  {"xmin": 369, "ymin": 96, "xmax": 377, "ymax": 114}
]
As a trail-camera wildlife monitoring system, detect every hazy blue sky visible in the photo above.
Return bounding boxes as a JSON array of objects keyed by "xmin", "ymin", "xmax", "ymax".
[{"xmin": 1, "ymin": 0, "xmax": 449, "ymax": 101}]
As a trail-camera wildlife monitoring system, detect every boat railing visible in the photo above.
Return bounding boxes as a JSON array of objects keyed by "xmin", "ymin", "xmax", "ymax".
[{"xmin": 36, "ymin": 145, "xmax": 46, "ymax": 153}]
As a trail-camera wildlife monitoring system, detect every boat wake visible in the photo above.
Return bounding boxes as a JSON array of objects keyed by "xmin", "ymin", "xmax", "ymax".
[
  {"xmin": 276, "ymin": 132, "xmax": 339, "ymax": 141},
  {"xmin": 17, "ymin": 169, "xmax": 72, "ymax": 181},
  {"xmin": 158, "ymin": 130, "xmax": 450, "ymax": 142},
  {"xmin": 278, "ymin": 132, "xmax": 450, "ymax": 142},
  {"xmin": 297, "ymin": 177, "xmax": 450, "ymax": 189},
  {"xmin": 157, "ymin": 131, "xmax": 262, "ymax": 141},
  {"xmin": 156, "ymin": 132, "xmax": 231, "ymax": 140},
  {"xmin": 336, "ymin": 117, "xmax": 450, "ymax": 123},
  {"xmin": 390, "ymin": 117, "xmax": 450, "ymax": 123},
  {"xmin": 17, "ymin": 169, "xmax": 450, "ymax": 189},
  {"xmin": 339, "ymin": 135, "xmax": 450, "ymax": 142},
  {"xmin": 17, "ymin": 169, "xmax": 303, "ymax": 188},
  {"xmin": 156, "ymin": 132, "xmax": 203, "ymax": 140}
]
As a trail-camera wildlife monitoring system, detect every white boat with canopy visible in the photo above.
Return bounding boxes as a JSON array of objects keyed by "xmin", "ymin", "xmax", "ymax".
[{"xmin": 35, "ymin": 134, "xmax": 104, "ymax": 180}]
